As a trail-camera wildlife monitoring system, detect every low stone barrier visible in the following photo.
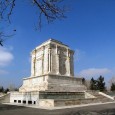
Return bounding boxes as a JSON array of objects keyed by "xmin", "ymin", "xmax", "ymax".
[
  {"xmin": 99, "ymin": 92, "xmax": 114, "ymax": 100},
  {"xmin": 0, "ymin": 93, "xmax": 10, "ymax": 103}
]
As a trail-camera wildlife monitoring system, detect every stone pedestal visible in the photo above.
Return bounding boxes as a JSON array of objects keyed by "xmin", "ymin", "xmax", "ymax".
[{"xmin": 19, "ymin": 74, "xmax": 86, "ymax": 92}]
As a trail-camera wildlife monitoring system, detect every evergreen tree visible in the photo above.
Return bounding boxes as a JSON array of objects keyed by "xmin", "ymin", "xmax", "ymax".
[
  {"xmin": 97, "ymin": 76, "xmax": 106, "ymax": 91},
  {"xmin": 111, "ymin": 83, "xmax": 115, "ymax": 91},
  {"xmin": 0, "ymin": 86, "xmax": 4, "ymax": 92},
  {"xmin": 90, "ymin": 77, "xmax": 97, "ymax": 90},
  {"xmin": 82, "ymin": 78, "xmax": 86, "ymax": 85}
]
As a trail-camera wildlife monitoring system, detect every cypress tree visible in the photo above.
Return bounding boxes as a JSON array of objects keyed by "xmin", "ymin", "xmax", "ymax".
[
  {"xmin": 90, "ymin": 77, "xmax": 97, "ymax": 90},
  {"xmin": 0, "ymin": 86, "xmax": 4, "ymax": 92},
  {"xmin": 97, "ymin": 76, "xmax": 106, "ymax": 91}
]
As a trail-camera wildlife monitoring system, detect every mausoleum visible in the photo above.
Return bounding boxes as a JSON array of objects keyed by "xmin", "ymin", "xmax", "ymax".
[
  {"xmin": 19, "ymin": 39, "xmax": 86, "ymax": 92},
  {"xmin": 0, "ymin": 39, "xmax": 114, "ymax": 107},
  {"xmin": 10, "ymin": 39, "xmax": 88, "ymax": 106}
]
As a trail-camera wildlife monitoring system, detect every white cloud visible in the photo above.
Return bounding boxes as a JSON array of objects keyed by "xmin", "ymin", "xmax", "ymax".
[
  {"xmin": 0, "ymin": 69, "xmax": 8, "ymax": 75},
  {"xmin": 79, "ymin": 68, "xmax": 111, "ymax": 77},
  {"xmin": 0, "ymin": 47, "xmax": 14, "ymax": 66}
]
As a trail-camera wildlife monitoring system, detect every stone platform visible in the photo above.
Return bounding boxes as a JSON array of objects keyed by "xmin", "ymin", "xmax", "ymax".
[
  {"xmin": 10, "ymin": 91, "xmax": 85, "ymax": 106},
  {"xmin": 19, "ymin": 74, "xmax": 86, "ymax": 92},
  {"xmin": 9, "ymin": 91, "xmax": 114, "ymax": 107}
]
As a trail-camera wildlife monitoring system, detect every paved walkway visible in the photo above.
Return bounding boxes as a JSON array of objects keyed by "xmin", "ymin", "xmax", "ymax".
[
  {"xmin": 0, "ymin": 102, "xmax": 115, "ymax": 115},
  {"xmin": 3, "ymin": 102, "xmax": 115, "ymax": 110}
]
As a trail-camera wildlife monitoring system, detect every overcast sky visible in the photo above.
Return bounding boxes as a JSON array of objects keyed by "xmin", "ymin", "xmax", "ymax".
[{"xmin": 0, "ymin": 0, "xmax": 115, "ymax": 87}]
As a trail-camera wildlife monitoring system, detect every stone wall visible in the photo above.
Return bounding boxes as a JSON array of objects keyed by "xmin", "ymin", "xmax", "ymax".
[
  {"xmin": 39, "ymin": 91, "xmax": 85, "ymax": 99},
  {"xmin": 10, "ymin": 92, "xmax": 39, "ymax": 104}
]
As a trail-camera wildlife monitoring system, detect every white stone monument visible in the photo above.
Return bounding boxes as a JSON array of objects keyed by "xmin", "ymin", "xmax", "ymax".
[
  {"xmin": 10, "ymin": 39, "xmax": 87, "ymax": 107},
  {"xmin": 0, "ymin": 39, "xmax": 112, "ymax": 107},
  {"xmin": 19, "ymin": 39, "xmax": 86, "ymax": 92}
]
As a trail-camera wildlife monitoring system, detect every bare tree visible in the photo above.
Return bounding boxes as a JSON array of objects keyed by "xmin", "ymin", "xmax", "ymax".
[
  {"xmin": 0, "ymin": 30, "xmax": 16, "ymax": 46},
  {"xmin": 85, "ymin": 80, "xmax": 91, "ymax": 90},
  {"xmin": 32, "ymin": 0, "xmax": 66, "ymax": 28},
  {"xmin": 0, "ymin": 0, "xmax": 66, "ymax": 24},
  {"xmin": 108, "ymin": 76, "xmax": 115, "ymax": 91},
  {"xmin": 0, "ymin": 0, "xmax": 66, "ymax": 46},
  {"xmin": 0, "ymin": 32, "xmax": 4, "ymax": 46}
]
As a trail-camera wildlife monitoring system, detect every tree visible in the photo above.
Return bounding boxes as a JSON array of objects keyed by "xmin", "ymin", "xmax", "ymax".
[
  {"xmin": 0, "ymin": 32, "xmax": 4, "ymax": 46},
  {"xmin": 82, "ymin": 78, "xmax": 85, "ymax": 85},
  {"xmin": 111, "ymin": 83, "xmax": 115, "ymax": 91},
  {"xmin": 90, "ymin": 77, "xmax": 97, "ymax": 90},
  {"xmin": 97, "ymin": 76, "xmax": 106, "ymax": 91},
  {"xmin": 4, "ymin": 88, "xmax": 9, "ymax": 93},
  {"xmin": 0, "ymin": 86, "xmax": 4, "ymax": 92},
  {"xmin": 0, "ymin": 31, "xmax": 15, "ymax": 46},
  {"xmin": 82, "ymin": 78, "xmax": 90, "ymax": 90},
  {"xmin": 89, "ymin": 76, "xmax": 106, "ymax": 91},
  {"xmin": 108, "ymin": 76, "xmax": 115, "ymax": 91},
  {"xmin": 0, "ymin": 0, "xmax": 66, "ymax": 46}
]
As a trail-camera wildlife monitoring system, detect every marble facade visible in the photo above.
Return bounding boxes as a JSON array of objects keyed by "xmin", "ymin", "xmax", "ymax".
[
  {"xmin": 30, "ymin": 39, "xmax": 74, "ymax": 77},
  {"xmin": 19, "ymin": 39, "xmax": 86, "ymax": 92}
]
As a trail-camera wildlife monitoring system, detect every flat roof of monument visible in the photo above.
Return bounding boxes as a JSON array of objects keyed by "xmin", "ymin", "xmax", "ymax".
[
  {"xmin": 46, "ymin": 38, "xmax": 68, "ymax": 46},
  {"xmin": 32, "ymin": 38, "xmax": 71, "ymax": 52},
  {"xmin": 40, "ymin": 38, "xmax": 69, "ymax": 47}
]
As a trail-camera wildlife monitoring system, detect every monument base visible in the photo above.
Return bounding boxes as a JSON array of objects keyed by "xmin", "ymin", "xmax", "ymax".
[
  {"xmin": 10, "ymin": 91, "xmax": 85, "ymax": 106},
  {"xmin": 9, "ymin": 91, "xmax": 114, "ymax": 107},
  {"xmin": 19, "ymin": 74, "xmax": 87, "ymax": 92},
  {"xmin": 10, "ymin": 91, "xmax": 85, "ymax": 105}
]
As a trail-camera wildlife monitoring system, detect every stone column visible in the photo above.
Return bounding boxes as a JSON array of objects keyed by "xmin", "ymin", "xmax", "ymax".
[
  {"xmin": 56, "ymin": 45, "xmax": 60, "ymax": 75},
  {"xmin": 67, "ymin": 49, "xmax": 71, "ymax": 76},
  {"xmin": 34, "ymin": 49, "xmax": 37, "ymax": 76},
  {"xmin": 31, "ymin": 55, "xmax": 34, "ymax": 76},
  {"xmin": 33, "ymin": 58, "xmax": 36, "ymax": 76},
  {"xmin": 70, "ymin": 52, "xmax": 74, "ymax": 76},
  {"xmin": 42, "ymin": 46, "xmax": 45, "ymax": 75},
  {"xmin": 31, "ymin": 49, "xmax": 37, "ymax": 77},
  {"xmin": 50, "ymin": 48, "xmax": 52, "ymax": 73},
  {"xmin": 48, "ymin": 48, "xmax": 51, "ymax": 73}
]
